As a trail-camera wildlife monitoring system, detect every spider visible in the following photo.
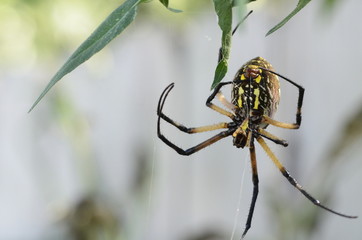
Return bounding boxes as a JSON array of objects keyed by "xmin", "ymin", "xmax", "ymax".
[{"xmin": 157, "ymin": 56, "xmax": 357, "ymax": 237}]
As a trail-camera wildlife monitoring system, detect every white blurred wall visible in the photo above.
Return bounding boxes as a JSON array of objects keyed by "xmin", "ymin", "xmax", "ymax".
[{"xmin": 0, "ymin": 0, "xmax": 361, "ymax": 240}]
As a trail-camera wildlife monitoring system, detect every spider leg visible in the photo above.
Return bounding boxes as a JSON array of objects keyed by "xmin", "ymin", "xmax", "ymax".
[
  {"xmin": 216, "ymin": 91, "xmax": 236, "ymax": 112},
  {"xmin": 256, "ymin": 136, "xmax": 358, "ymax": 219},
  {"xmin": 242, "ymin": 133, "xmax": 259, "ymax": 239},
  {"xmin": 157, "ymin": 83, "xmax": 236, "ymax": 155},
  {"xmin": 260, "ymin": 68, "xmax": 305, "ymax": 129},
  {"xmin": 254, "ymin": 128, "xmax": 288, "ymax": 147},
  {"xmin": 158, "ymin": 127, "xmax": 234, "ymax": 156},
  {"xmin": 262, "ymin": 116, "xmax": 300, "ymax": 129},
  {"xmin": 206, "ymin": 81, "xmax": 235, "ymax": 119},
  {"xmin": 158, "ymin": 83, "xmax": 236, "ymax": 133}
]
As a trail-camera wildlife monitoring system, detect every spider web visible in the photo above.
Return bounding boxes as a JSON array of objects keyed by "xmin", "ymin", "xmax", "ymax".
[{"xmin": 229, "ymin": 151, "xmax": 249, "ymax": 240}]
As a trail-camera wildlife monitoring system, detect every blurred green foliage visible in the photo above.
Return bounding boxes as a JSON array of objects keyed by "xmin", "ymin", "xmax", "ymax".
[
  {"xmin": 0, "ymin": 0, "xmax": 211, "ymax": 67},
  {"xmin": 23, "ymin": 0, "xmax": 321, "ymax": 110},
  {"xmin": 0, "ymin": 0, "xmax": 122, "ymax": 64}
]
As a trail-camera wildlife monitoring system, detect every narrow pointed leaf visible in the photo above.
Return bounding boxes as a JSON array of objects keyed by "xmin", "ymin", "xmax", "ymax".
[
  {"xmin": 167, "ymin": 7, "xmax": 182, "ymax": 13},
  {"xmin": 321, "ymin": 0, "xmax": 339, "ymax": 14},
  {"xmin": 159, "ymin": 0, "xmax": 168, "ymax": 7},
  {"xmin": 266, "ymin": 0, "xmax": 312, "ymax": 36},
  {"xmin": 158, "ymin": 0, "xmax": 182, "ymax": 13},
  {"xmin": 212, "ymin": 0, "xmax": 233, "ymax": 89},
  {"xmin": 29, "ymin": 0, "xmax": 142, "ymax": 112},
  {"xmin": 233, "ymin": 0, "xmax": 256, "ymax": 5},
  {"xmin": 211, "ymin": 60, "xmax": 228, "ymax": 89}
]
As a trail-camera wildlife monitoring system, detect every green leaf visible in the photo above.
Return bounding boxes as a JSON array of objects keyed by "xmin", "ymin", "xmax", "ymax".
[
  {"xmin": 29, "ymin": 0, "xmax": 142, "ymax": 112},
  {"xmin": 158, "ymin": 0, "xmax": 182, "ymax": 13},
  {"xmin": 167, "ymin": 7, "xmax": 182, "ymax": 13},
  {"xmin": 159, "ymin": 0, "xmax": 168, "ymax": 7},
  {"xmin": 233, "ymin": 0, "xmax": 257, "ymax": 6},
  {"xmin": 211, "ymin": 0, "xmax": 233, "ymax": 89},
  {"xmin": 320, "ymin": 0, "xmax": 339, "ymax": 14},
  {"xmin": 266, "ymin": 0, "xmax": 312, "ymax": 36},
  {"xmin": 211, "ymin": 60, "xmax": 228, "ymax": 89},
  {"xmin": 213, "ymin": 0, "xmax": 233, "ymax": 33}
]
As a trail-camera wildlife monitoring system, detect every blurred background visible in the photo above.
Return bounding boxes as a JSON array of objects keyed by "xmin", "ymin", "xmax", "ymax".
[{"xmin": 0, "ymin": 0, "xmax": 361, "ymax": 239}]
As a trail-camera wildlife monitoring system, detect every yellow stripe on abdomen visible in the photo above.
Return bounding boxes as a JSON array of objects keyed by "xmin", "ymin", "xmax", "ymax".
[
  {"xmin": 253, "ymin": 88, "xmax": 260, "ymax": 109},
  {"xmin": 238, "ymin": 87, "xmax": 244, "ymax": 107}
]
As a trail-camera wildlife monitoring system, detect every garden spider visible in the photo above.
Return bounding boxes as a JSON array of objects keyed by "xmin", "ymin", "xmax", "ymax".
[{"xmin": 157, "ymin": 56, "xmax": 357, "ymax": 238}]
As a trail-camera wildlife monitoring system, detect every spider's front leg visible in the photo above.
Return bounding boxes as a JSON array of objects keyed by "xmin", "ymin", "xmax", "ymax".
[
  {"xmin": 205, "ymin": 81, "xmax": 235, "ymax": 119},
  {"xmin": 157, "ymin": 83, "xmax": 236, "ymax": 156}
]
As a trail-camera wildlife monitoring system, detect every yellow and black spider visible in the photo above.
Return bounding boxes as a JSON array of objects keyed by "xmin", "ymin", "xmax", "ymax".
[{"xmin": 156, "ymin": 25, "xmax": 357, "ymax": 239}]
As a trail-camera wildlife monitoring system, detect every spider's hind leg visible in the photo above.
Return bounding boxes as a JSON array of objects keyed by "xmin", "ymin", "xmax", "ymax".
[
  {"xmin": 242, "ymin": 133, "xmax": 259, "ymax": 238},
  {"xmin": 255, "ymin": 128, "xmax": 288, "ymax": 147}
]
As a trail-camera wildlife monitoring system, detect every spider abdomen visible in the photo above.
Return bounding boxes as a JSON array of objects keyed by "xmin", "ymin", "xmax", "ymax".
[{"xmin": 231, "ymin": 57, "xmax": 280, "ymax": 120}]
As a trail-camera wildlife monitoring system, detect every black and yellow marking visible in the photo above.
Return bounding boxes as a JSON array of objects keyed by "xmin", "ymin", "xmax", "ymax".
[
  {"xmin": 237, "ymin": 86, "xmax": 244, "ymax": 107},
  {"xmin": 232, "ymin": 57, "xmax": 281, "ymax": 119},
  {"xmin": 253, "ymin": 88, "xmax": 260, "ymax": 109},
  {"xmin": 157, "ymin": 56, "xmax": 357, "ymax": 239}
]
